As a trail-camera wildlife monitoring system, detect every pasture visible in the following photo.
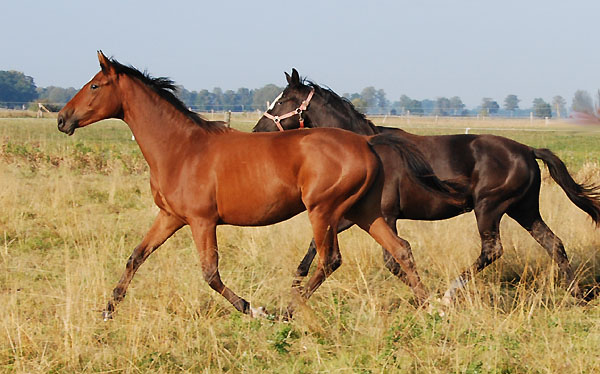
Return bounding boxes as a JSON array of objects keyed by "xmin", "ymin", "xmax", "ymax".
[{"xmin": 1, "ymin": 115, "xmax": 600, "ymax": 373}]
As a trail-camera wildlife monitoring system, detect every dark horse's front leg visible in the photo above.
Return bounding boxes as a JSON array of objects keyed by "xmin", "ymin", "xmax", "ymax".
[
  {"xmin": 292, "ymin": 219, "xmax": 354, "ymax": 292},
  {"xmin": 103, "ymin": 210, "xmax": 184, "ymax": 320}
]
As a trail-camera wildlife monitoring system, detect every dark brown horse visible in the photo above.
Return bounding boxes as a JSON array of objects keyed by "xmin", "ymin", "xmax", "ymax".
[
  {"xmin": 254, "ymin": 68, "xmax": 600, "ymax": 303},
  {"xmin": 57, "ymin": 52, "xmax": 464, "ymax": 319}
]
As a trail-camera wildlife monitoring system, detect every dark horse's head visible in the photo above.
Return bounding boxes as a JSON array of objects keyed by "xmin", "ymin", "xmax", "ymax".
[
  {"xmin": 253, "ymin": 68, "xmax": 377, "ymax": 135},
  {"xmin": 253, "ymin": 68, "xmax": 315, "ymax": 133},
  {"xmin": 57, "ymin": 51, "xmax": 124, "ymax": 135}
]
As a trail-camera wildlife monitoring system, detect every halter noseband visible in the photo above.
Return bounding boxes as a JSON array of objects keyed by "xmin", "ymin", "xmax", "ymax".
[{"xmin": 262, "ymin": 88, "xmax": 315, "ymax": 131}]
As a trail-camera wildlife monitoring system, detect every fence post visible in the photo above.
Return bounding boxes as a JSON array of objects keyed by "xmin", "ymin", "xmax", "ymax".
[{"xmin": 226, "ymin": 110, "xmax": 232, "ymax": 127}]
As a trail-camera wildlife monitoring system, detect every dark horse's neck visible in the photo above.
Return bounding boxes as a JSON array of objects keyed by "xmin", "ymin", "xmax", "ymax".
[
  {"xmin": 309, "ymin": 85, "xmax": 380, "ymax": 136},
  {"xmin": 119, "ymin": 75, "xmax": 230, "ymax": 171}
]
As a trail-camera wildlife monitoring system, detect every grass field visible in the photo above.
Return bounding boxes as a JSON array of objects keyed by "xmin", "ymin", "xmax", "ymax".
[{"xmin": 1, "ymin": 116, "xmax": 600, "ymax": 373}]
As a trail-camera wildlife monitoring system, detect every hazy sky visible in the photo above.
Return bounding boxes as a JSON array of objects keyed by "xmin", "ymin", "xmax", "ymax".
[{"xmin": 1, "ymin": 0, "xmax": 599, "ymax": 107}]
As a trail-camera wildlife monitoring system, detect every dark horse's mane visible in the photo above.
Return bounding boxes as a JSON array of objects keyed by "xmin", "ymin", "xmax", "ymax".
[
  {"xmin": 304, "ymin": 80, "xmax": 379, "ymax": 133},
  {"xmin": 107, "ymin": 57, "xmax": 227, "ymax": 133}
]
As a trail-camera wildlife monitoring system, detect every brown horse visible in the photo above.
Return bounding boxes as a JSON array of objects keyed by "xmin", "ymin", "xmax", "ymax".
[
  {"xmin": 254, "ymin": 69, "xmax": 600, "ymax": 303},
  {"xmin": 57, "ymin": 52, "xmax": 462, "ymax": 319}
]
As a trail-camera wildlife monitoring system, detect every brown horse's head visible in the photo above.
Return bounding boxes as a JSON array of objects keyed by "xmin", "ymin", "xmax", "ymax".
[{"xmin": 57, "ymin": 51, "xmax": 123, "ymax": 135}]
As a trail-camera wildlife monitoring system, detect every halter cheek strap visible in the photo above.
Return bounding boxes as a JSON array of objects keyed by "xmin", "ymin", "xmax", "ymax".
[{"xmin": 262, "ymin": 88, "xmax": 314, "ymax": 131}]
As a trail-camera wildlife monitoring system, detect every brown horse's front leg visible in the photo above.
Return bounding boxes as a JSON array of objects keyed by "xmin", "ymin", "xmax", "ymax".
[
  {"xmin": 103, "ymin": 210, "xmax": 184, "ymax": 320},
  {"xmin": 189, "ymin": 220, "xmax": 267, "ymax": 318}
]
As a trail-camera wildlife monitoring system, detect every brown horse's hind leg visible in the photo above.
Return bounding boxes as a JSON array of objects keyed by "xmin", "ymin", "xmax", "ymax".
[
  {"xmin": 364, "ymin": 217, "xmax": 429, "ymax": 305},
  {"xmin": 380, "ymin": 215, "xmax": 411, "ymax": 285},
  {"xmin": 292, "ymin": 218, "xmax": 354, "ymax": 291},
  {"xmin": 189, "ymin": 220, "xmax": 266, "ymax": 317},
  {"xmin": 103, "ymin": 210, "xmax": 184, "ymax": 320},
  {"xmin": 287, "ymin": 214, "xmax": 342, "ymax": 318},
  {"xmin": 344, "ymin": 185, "xmax": 428, "ymax": 306},
  {"xmin": 508, "ymin": 210, "xmax": 581, "ymax": 298}
]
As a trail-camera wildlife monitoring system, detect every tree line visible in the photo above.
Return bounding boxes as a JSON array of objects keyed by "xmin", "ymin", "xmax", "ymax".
[{"xmin": 0, "ymin": 69, "xmax": 594, "ymax": 118}]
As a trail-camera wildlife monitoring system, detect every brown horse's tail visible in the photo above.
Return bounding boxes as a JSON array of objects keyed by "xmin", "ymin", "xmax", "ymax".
[
  {"xmin": 368, "ymin": 134, "xmax": 467, "ymax": 207},
  {"xmin": 533, "ymin": 148, "xmax": 600, "ymax": 225}
]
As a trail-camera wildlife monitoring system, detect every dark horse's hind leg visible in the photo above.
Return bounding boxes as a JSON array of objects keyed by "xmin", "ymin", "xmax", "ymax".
[
  {"xmin": 442, "ymin": 204, "xmax": 504, "ymax": 305},
  {"xmin": 292, "ymin": 218, "xmax": 354, "ymax": 291},
  {"xmin": 103, "ymin": 210, "xmax": 184, "ymax": 320},
  {"xmin": 508, "ymin": 209, "xmax": 581, "ymax": 298}
]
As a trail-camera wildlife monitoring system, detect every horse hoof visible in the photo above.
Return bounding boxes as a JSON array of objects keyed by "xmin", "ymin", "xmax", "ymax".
[
  {"xmin": 250, "ymin": 306, "xmax": 269, "ymax": 319},
  {"xmin": 440, "ymin": 296, "xmax": 452, "ymax": 307},
  {"xmin": 102, "ymin": 310, "xmax": 113, "ymax": 321}
]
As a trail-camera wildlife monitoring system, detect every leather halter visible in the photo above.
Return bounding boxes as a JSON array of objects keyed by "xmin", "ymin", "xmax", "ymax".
[{"xmin": 262, "ymin": 88, "xmax": 314, "ymax": 131}]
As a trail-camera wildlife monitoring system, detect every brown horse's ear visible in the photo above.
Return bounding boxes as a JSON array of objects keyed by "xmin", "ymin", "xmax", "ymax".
[
  {"xmin": 97, "ymin": 50, "xmax": 115, "ymax": 74},
  {"xmin": 285, "ymin": 71, "xmax": 292, "ymax": 85},
  {"xmin": 290, "ymin": 68, "xmax": 300, "ymax": 87}
]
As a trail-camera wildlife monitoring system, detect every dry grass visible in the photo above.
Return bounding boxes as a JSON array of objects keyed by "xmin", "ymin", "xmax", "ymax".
[{"xmin": 1, "ymin": 118, "xmax": 600, "ymax": 373}]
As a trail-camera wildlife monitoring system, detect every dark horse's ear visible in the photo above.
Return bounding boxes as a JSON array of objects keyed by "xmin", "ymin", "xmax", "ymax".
[
  {"xmin": 285, "ymin": 71, "xmax": 292, "ymax": 85},
  {"xmin": 287, "ymin": 68, "xmax": 300, "ymax": 87},
  {"xmin": 97, "ymin": 50, "xmax": 115, "ymax": 75}
]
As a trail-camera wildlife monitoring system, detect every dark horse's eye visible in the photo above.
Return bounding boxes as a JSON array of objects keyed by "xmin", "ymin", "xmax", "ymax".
[{"xmin": 91, "ymin": 84, "xmax": 99, "ymax": 90}]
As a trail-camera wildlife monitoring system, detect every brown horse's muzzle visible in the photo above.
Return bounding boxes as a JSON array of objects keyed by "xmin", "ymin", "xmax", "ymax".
[{"xmin": 57, "ymin": 110, "xmax": 78, "ymax": 136}]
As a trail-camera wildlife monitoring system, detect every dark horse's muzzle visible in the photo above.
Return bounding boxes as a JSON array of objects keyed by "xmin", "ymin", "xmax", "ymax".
[{"xmin": 57, "ymin": 111, "xmax": 78, "ymax": 136}]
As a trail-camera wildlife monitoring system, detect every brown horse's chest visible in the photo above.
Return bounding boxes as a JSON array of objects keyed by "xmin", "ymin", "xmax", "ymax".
[{"xmin": 149, "ymin": 176, "xmax": 187, "ymax": 221}]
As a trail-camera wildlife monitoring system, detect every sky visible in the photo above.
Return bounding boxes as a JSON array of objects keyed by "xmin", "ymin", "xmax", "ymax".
[{"xmin": 1, "ymin": 0, "xmax": 599, "ymax": 108}]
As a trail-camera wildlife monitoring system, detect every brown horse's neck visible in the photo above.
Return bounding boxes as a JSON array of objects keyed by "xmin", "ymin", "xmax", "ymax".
[{"xmin": 118, "ymin": 76, "xmax": 220, "ymax": 171}]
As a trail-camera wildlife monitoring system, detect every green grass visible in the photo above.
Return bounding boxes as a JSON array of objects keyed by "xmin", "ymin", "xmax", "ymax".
[{"xmin": 1, "ymin": 116, "xmax": 600, "ymax": 373}]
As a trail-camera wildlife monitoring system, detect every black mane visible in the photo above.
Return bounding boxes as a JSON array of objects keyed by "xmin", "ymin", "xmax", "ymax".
[
  {"xmin": 304, "ymin": 80, "xmax": 378, "ymax": 133},
  {"xmin": 108, "ymin": 57, "xmax": 227, "ymax": 133}
]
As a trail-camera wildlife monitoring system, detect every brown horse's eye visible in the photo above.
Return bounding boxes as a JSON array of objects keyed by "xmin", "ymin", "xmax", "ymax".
[{"xmin": 91, "ymin": 84, "xmax": 99, "ymax": 90}]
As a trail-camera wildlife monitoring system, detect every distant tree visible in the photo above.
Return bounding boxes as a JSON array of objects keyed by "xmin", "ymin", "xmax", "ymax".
[
  {"xmin": 532, "ymin": 98, "xmax": 552, "ymax": 118},
  {"xmin": 503, "ymin": 94, "xmax": 520, "ymax": 115},
  {"xmin": 360, "ymin": 86, "xmax": 377, "ymax": 109},
  {"xmin": 433, "ymin": 97, "xmax": 451, "ymax": 116},
  {"xmin": 211, "ymin": 87, "xmax": 224, "ymax": 110},
  {"xmin": 399, "ymin": 94, "xmax": 412, "ymax": 114},
  {"xmin": 175, "ymin": 86, "xmax": 197, "ymax": 108},
  {"xmin": 253, "ymin": 84, "xmax": 283, "ymax": 111},
  {"xmin": 194, "ymin": 89, "xmax": 212, "ymax": 111},
  {"xmin": 409, "ymin": 99, "xmax": 423, "ymax": 115},
  {"xmin": 351, "ymin": 97, "xmax": 368, "ymax": 113},
  {"xmin": 480, "ymin": 97, "xmax": 499, "ymax": 116},
  {"xmin": 221, "ymin": 89, "xmax": 238, "ymax": 111},
  {"xmin": 552, "ymin": 95, "xmax": 567, "ymax": 118},
  {"xmin": 236, "ymin": 87, "xmax": 254, "ymax": 111},
  {"xmin": 0, "ymin": 70, "xmax": 37, "ymax": 106},
  {"xmin": 421, "ymin": 99, "xmax": 435, "ymax": 115},
  {"xmin": 37, "ymin": 86, "xmax": 77, "ymax": 105},
  {"xmin": 449, "ymin": 96, "xmax": 465, "ymax": 116},
  {"xmin": 343, "ymin": 92, "xmax": 361, "ymax": 101},
  {"xmin": 571, "ymin": 89, "xmax": 594, "ymax": 115},
  {"xmin": 375, "ymin": 89, "xmax": 388, "ymax": 114}
]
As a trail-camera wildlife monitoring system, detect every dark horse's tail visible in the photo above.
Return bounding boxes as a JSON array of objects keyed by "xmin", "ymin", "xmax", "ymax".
[
  {"xmin": 533, "ymin": 148, "xmax": 600, "ymax": 225},
  {"xmin": 368, "ymin": 134, "xmax": 467, "ymax": 207}
]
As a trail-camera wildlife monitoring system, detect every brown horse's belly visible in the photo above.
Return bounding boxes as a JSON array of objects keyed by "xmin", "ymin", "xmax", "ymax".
[{"xmin": 216, "ymin": 191, "xmax": 306, "ymax": 227}]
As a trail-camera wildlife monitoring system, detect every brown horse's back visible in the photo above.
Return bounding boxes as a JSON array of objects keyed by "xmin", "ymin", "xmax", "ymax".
[{"xmin": 174, "ymin": 128, "xmax": 380, "ymax": 226}]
